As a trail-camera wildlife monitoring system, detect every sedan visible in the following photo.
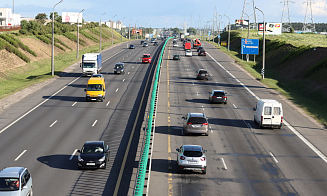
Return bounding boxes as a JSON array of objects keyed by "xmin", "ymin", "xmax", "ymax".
[
  {"xmin": 198, "ymin": 49, "xmax": 206, "ymax": 56},
  {"xmin": 176, "ymin": 145, "xmax": 207, "ymax": 174},
  {"xmin": 143, "ymin": 43, "xmax": 148, "ymax": 47},
  {"xmin": 196, "ymin": 69, "xmax": 209, "ymax": 80},
  {"xmin": 129, "ymin": 44, "xmax": 135, "ymax": 49},
  {"xmin": 173, "ymin": 54, "xmax": 180, "ymax": 60},
  {"xmin": 114, "ymin": 63, "xmax": 125, "ymax": 74},
  {"xmin": 209, "ymin": 90, "xmax": 227, "ymax": 104},
  {"xmin": 153, "ymin": 42, "xmax": 159, "ymax": 46},
  {"xmin": 197, "ymin": 46, "xmax": 204, "ymax": 52},
  {"xmin": 77, "ymin": 141, "xmax": 110, "ymax": 169}
]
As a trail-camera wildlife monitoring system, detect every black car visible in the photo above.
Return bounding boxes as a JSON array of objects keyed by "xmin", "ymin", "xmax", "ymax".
[
  {"xmin": 196, "ymin": 69, "xmax": 209, "ymax": 80},
  {"xmin": 209, "ymin": 90, "xmax": 227, "ymax": 104},
  {"xmin": 140, "ymin": 40, "xmax": 145, "ymax": 45},
  {"xmin": 197, "ymin": 46, "xmax": 204, "ymax": 52},
  {"xmin": 77, "ymin": 141, "xmax": 110, "ymax": 169},
  {"xmin": 198, "ymin": 49, "xmax": 206, "ymax": 56},
  {"xmin": 153, "ymin": 41, "xmax": 159, "ymax": 46},
  {"xmin": 114, "ymin": 63, "xmax": 125, "ymax": 74},
  {"xmin": 129, "ymin": 44, "xmax": 135, "ymax": 49}
]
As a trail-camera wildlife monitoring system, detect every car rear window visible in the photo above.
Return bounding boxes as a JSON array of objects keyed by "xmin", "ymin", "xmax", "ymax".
[
  {"xmin": 143, "ymin": 55, "xmax": 150, "ymax": 58},
  {"xmin": 183, "ymin": 151, "xmax": 202, "ymax": 157},
  {"xmin": 188, "ymin": 117, "xmax": 207, "ymax": 124},
  {"xmin": 214, "ymin": 92, "xmax": 225, "ymax": 96},
  {"xmin": 273, "ymin": 107, "xmax": 281, "ymax": 115},
  {"xmin": 264, "ymin": 106, "xmax": 272, "ymax": 115},
  {"xmin": 199, "ymin": 70, "xmax": 208, "ymax": 74}
]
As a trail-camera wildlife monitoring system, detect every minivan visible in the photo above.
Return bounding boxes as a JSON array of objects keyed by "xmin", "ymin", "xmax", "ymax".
[
  {"xmin": 85, "ymin": 78, "xmax": 106, "ymax": 102},
  {"xmin": 253, "ymin": 99, "xmax": 283, "ymax": 129}
]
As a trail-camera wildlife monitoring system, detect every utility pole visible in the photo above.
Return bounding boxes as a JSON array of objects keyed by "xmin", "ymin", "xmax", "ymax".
[
  {"xmin": 255, "ymin": 6, "xmax": 265, "ymax": 79},
  {"xmin": 303, "ymin": 0, "xmax": 315, "ymax": 32},
  {"xmin": 100, "ymin": 12, "xmax": 106, "ymax": 51},
  {"xmin": 76, "ymin": 9, "xmax": 85, "ymax": 59},
  {"xmin": 241, "ymin": 0, "xmax": 257, "ymax": 30}
]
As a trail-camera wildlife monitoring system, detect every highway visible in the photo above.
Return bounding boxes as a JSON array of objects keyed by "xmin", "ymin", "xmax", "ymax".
[
  {"xmin": 0, "ymin": 40, "xmax": 163, "ymax": 195},
  {"xmin": 148, "ymin": 39, "xmax": 327, "ymax": 195}
]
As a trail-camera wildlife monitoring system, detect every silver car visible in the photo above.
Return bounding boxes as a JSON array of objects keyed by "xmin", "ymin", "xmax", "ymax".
[
  {"xmin": 0, "ymin": 167, "xmax": 33, "ymax": 196},
  {"xmin": 182, "ymin": 113, "xmax": 209, "ymax": 136},
  {"xmin": 176, "ymin": 145, "xmax": 207, "ymax": 174},
  {"xmin": 209, "ymin": 90, "xmax": 227, "ymax": 104}
]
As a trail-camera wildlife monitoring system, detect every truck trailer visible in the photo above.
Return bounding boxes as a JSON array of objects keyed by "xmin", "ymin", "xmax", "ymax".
[{"xmin": 81, "ymin": 53, "xmax": 102, "ymax": 76}]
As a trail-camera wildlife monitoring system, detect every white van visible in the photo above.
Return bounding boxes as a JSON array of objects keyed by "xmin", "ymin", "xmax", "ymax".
[{"xmin": 253, "ymin": 99, "xmax": 283, "ymax": 129}]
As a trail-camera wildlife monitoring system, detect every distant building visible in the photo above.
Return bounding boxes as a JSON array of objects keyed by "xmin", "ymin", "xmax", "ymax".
[
  {"xmin": 0, "ymin": 8, "xmax": 21, "ymax": 26},
  {"xmin": 104, "ymin": 20, "xmax": 126, "ymax": 30}
]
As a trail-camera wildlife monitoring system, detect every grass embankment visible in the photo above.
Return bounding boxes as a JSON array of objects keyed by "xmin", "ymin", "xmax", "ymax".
[
  {"xmin": 210, "ymin": 30, "xmax": 327, "ymax": 126},
  {"xmin": 0, "ymin": 27, "xmax": 128, "ymax": 100}
]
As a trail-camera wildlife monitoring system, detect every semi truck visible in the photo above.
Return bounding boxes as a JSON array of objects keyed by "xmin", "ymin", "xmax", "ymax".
[
  {"xmin": 193, "ymin": 39, "xmax": 201, "ymax": 48},
  {"xmin": 81, "ymin": 53, "xmax": 102, "ymax": 76}
]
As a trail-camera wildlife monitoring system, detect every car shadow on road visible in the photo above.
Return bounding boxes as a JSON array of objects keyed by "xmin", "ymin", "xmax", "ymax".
[
  {"xmin": 185, "ymin": 99, "xmax": 210, "ymax": 104},
  {"xmin": 42, "ymin": 95, "xmax": 85, "ymax": 102},
  {"xmin": 151, "ymin": 158, "xmax": 179, "ymax": 174},
  {"xmin": 37, "ymin": 154, "xmax": 78, "ymax": 170}
]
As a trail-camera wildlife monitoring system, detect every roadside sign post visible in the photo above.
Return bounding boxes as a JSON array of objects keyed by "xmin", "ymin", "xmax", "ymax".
[{"xmin": 241, "ymin": 38, "xmax": 259, "ymax": 62}]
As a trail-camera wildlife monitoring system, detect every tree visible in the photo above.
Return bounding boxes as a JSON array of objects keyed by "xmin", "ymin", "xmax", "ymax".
[
  {"xmin": 171, "ymin": 27, "xmax": 180, "ymax": 34},
  {"xmin": 187, "ymin": 27, "xmax": 196, "ymax": 35},
  {"xmin": 50, "ymin": 12, "xmax": 62, "ymax": 23},
  {"xmin": 290, "ymin": 27, "xmax": 294, "ymax": 33},
  {"xmin": 35, "ymin": 13, "xmax": 48, "ymax": 24}
]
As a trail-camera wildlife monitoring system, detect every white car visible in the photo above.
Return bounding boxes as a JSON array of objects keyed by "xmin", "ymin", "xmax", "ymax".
[
  {"xmin": 176, "ymin": 145, "xmax": 207, "ymax": 174},
  {"xmin": 173, "ymin": 42, "xmax": 178, "ymax": 47},
  {"xmin": 0, "ymin": 167, "xmax": 33, "ymax": 196},
  {"xmin": 185, "ymin": 49, "xmax": 192, "ymax": 57}
]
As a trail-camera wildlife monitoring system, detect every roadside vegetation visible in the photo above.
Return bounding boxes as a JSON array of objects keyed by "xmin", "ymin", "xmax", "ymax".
[{"xmin": 210, "ymin": 29, "xmax": 327, "ymax": 126}]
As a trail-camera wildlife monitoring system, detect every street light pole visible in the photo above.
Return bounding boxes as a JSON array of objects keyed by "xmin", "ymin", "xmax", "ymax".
[
  {"xmin": 135, "ymin": 20, "xmax": 138, "ymax": 39},
  {"xmin": 243, "ymin": 12, "xmax": 250, "ymax": 61},
  {"xmin": 100, "ymin": 12, "xmax": 106, "ymax": 51},
  {"xmin": 121, "ymin": 17, "xmax": 125, "ymax": 42},
  {"xmin": 51, "ymin": 0, "xmax": 63, "ymax": 76},
  {"xmin": 77, "ymin": 9, "xmax": 85, "ymax": 59},
  {"xmin": 129, "ymin": 19, "xmax": 132, "ymax": 40},
  {"xmin": 224, "ymin": 15, "xmax": 230, "ymax": 52},
  {"xmin": 111, "ymin": 15, "xmax": 116, "ymax": 45},
  {"xmin": 255, "ymin": 6, "xmax": 265, "ymax": 79}
]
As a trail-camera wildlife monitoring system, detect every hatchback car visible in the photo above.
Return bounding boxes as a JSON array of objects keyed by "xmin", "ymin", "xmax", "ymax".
[
  {"xmin": 129, "ymin": 44, "xmax": 135, "ymax": 49},
  {"xmin": 198, "ymin": 49, "xmax": 206, "ymax": 56},
  {"xmin": 0, "ymin": 167, "xmax": 33, "ymax": 196},
  {"xmin": 185, "ymin": 49, "xmax": 192, "ymax": 57},
  {"xmin": 197, "ymin": 46, "xmax": 204, "ymax": 52},
  {"xmin": 182, "ymin": 113, "xmax": 209, "ymax": 136},
  {"xmin": 173, "ymin": 54, "xmax": 180, "ymax": 60},
  {"xmin": 114, "ymin": 63, "xmax": 125, "ymax": 74},
  {"xmin": 77, "ymin": 141, "xmax": 110, "ymax": 169},
  {"xmin": 143, "ymin": 43, "xmax": 148, "ymax": 47},
  {"xmin": 142, "ymin": 54, "xmax": 151, "ymax": 63},
  {"xmin": 153, "ymin": 42, "xmax": 159, "ymax": 46},
  {"xmin": 176, "ymin": 145, "xmax": 207, "ymax": 174},
  {"xmin": 196, "ymin": 69, "xmax": 209, "ymax": 80},
  {"xmin": 209, "ymin": 90, "xmax": 227, "ymax": 104}
]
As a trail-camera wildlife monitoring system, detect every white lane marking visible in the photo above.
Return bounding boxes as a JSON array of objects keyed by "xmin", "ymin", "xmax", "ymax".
[
  {"xmin": 269, "ymin": 151, "xmax": 278, "ymax": 163},
  {"xmin": 196, "ymin": 92, "xmax": 199, "ymax": 96},
  {"xmin": 132, "ymin": 66, "xmax": 134, "ymax": 68},
  {"xmin": 247, "ymin": 123, "xmax": 253, "ymax": 131},
  {"xmin": 221, "ymin": 158, "xmax": 228, "ymax": 170},
  {"xmin": 123, "ymin": 58, "xmax": 124, "ymax": 60},
  {"xmin": 202, "ymin": 106, "xmax": 204, "ymax": 110},
  {"xmin": 128, "ymin": 72, "xmax": 130, "ymax": 74},
  {"xmin": 69, "ymin": 149, "xmax": 78, "ymax": 160},
  {"xmin": 15, "ymin": 150, "xmax": 27, "ymax": 161},
  {"xmin": 192, "ymin": 82, "xmax": 194, "ymax": 85},
  {"xmin": 49, "ymin": 120, "xmax": 58, "ymax": 128},
  {"xmin": 123, "ymin": 79, "xmax": 125, "ymax": 82},
  {"xmin": 210, "ymin": 126, "xmax": 213, "ymax": 133},
  {"xmin": 102, "ymin": 49, "xmax": 125, "ymax": 62},
  {"xmin": 207, "ymin": 52, "xmax": 327, "ymax": 165},
  {"xmin": 284, "ymin": 120, "xmax": 327, "ymax": 164},
  {"xmin": 72, "ymin": 102, "xmax": 77, "ymax": 106},
  {"xmin": 0, "ymin": 76, "xmax": 81, "ymax": 134},
  {"xmin": 233, "ymin": 104, "xmax": 237, "ymax": 108},
  {"xmin": 92, "ymin": 120, "xmax": 98, "ymax": 127},
  {"xmin": 116, "ymin": 88, "xmax": 119, "ymax": 92},
  {"xmin": 106, "ymin": 101, "xmax": 110, "ymax": 106}
]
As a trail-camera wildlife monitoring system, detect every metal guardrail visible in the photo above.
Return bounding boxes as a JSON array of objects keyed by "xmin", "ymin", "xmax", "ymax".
[{"xmin": 134, "ymin": 37, "xmax": 173, "ymax": 196}]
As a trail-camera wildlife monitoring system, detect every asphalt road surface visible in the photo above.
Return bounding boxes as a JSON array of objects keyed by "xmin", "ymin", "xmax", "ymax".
[
  {"xmin": 148, "ymin": 39, "xmax": 327, "ymax": 196},
  {"xmin": 0, "ymin": 40, "xmax": 163, "ymax": 196}
]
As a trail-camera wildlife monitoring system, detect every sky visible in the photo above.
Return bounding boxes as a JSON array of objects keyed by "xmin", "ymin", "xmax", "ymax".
[{"xmin": 1, "ymin": 0, "xmax": 327, "ymax": 28}]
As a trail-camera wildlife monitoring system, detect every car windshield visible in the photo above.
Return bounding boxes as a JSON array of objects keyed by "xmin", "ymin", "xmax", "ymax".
[
  {"xmin": 183, "ymin": 151, "xmax": 203, "ymax": 157},
  {"xmin": 115, "ymin": 65, "xmax": 123, "ymax": 69},
  {"xmin": 86, "ymin": 84, "xmax": 103, "ymax": 91},
  {"xmin": 83, "ymin": 63, "xmax": 95, "ymax": 68},
  {"xmin": 92, "ymin": 75, "xmax": 102, "ymax": 78},
  {"xmin": 0, "ymin": 178, "xmax": 20, "ymax": 191},
  {"xmin": 188, "ymin": 117, "xmax": 207, "ymax": 124},
  {"xmin": 81, "ymin": 146, "xmax": 104, "ymax": 154},
  {"xmin": 186, "ymin": 50, "xmax": 191, "ymax": 52},
  {"xmin": 143, "ymin": 55, "xmax": 150, "ymax": 58}
]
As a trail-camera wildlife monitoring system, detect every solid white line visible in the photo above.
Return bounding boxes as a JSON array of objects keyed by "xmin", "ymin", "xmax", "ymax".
[
  {"xmin": 106, "ymin": 101, "xmax": 110, "ymax": 106},
  {"xmin": 123, "ymin": 79, "xmax": 125, "ymax": 82},
  {"xmin": 92, "ymin": 120, "xmax": 98, "ymax": 127},
  {"xmin": 72, "ymin": 102, "xmax": 77, "ymax": 106},
  {"xmin": 69, "ymin": 149, "xmax": 78, "ymax": 160},
  {"xmin": 15, "ymin": 150, "xmax": 27, "ymax": 161},
  {"xmin": 192, "ymin": 82, "xmax": 194, "ymax": 85},
  {"xmin": 128, "ymin": 72, "xmax": 130, "ymax": 74},
  {"xmin": 269, "ymin": 151, "xmax": 278, "ymax": 163},
  {"xmin": 196, "ymin": 92, "xmax": 199, "ymax": 96},
  {"xmin": 233, "ymin": 104, "xmax": 237, "ymax": 108},
  {"xmin": 116, "ymin": 88, "xmax": 119, "ymax": 92},
  {"xmin": 221, "ymin": 158, "xmax": 228, "ymax": 170},
  {"xmin": 202, "ymin": 106, "xmax": 204, "ymax": 110},
  {"xmin": 49, "ymin": 120, "xmax": 57, "ymax": 128},
  {"xmin": 0, "ymin": 76, "xmax": 81, "ymax": 134},
  {"xmin": 208, "ymin": 52, "xmax": 327, "ymax": 165},
  {"xmin": 210, "ymin": 126, "xmax": 213, "ymax": 133}
]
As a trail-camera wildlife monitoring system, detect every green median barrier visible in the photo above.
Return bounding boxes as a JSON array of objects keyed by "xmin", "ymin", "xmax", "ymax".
[{"xmin": 134, "ymin": 37, "xmax": 173, "ymax": 196}]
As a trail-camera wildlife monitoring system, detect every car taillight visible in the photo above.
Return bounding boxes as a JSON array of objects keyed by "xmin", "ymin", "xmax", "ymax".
[
  {"xmin": 187, "ymin": 122, "xmax": 193, "ymax": 125},
  {"xmin": 202, "ymin": 123, "xmax": 208, "ymax": 125},
  {"xmin": 180, "ymin": 156, "xmax": 185, "ymax": 160},
  {"xmin": 198, "ymin": 74, "xmax": 200, "ymax": 76},
  {"xmin": 223, "ymin": 96, "xmax": 227, "ymax": 99},
  {"xmin": 281, "ymin": 116, "xmax": 283, "ymax": 122},
  {"xmin": 200, "ymin": 157, "xmax": 205, "ymax": 161},
  {"xmin": 212, "ymin": 96, "xmax": 217, "ymax": 98},
  {"xmin": 261, "ymin": 116, "xmax": 263, "ymax": 122},
  {"xmin": 206, "ymin": 74, "xmax": 208, "ymax": 75}
]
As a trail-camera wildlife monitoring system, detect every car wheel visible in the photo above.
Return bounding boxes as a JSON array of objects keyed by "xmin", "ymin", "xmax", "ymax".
[
  {"xmin": 103, "ymin": 163, "xmax": 107, "ymax": 169},
  {"xmin": 177, "ymin": 167, "xmax": 183, "ymax": 174},
  {"xmin": 205, "ymin": 132, "xmax": 209, "ymax": 136},
  {"xmin": 86, "ymin": 98, "xmax": 88, "ymax": 102},
  {"xmin": 224, "ymin": 101, "xmax": 227, "ymax": 104},
  {"xmin": 254, "ymin": 116, "xmax": 257, "ymax": 124},
  {"xmin": 101, "ymin": 98, "xmax": 104, "ymax": 102},
  {"xmin": 183, "ymin": 129, "xmax": 187, "ymax": 136},
  {"xmin": 29, "ymin": 187, "xmax": 33, "ymax": 196},
  {"xmin": 202, "ymin": 167, "xmax": 206, "ymax": 174}
]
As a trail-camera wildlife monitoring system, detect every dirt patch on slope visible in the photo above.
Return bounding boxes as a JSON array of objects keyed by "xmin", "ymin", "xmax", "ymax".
[{"xmin": 0, "ymin": 50, "xmax": 26, "ymax": 72}]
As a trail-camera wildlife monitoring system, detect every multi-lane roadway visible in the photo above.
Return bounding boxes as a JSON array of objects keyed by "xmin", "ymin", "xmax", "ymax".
[{"xmin": 148, "ymin": 39, "xmax": 327, "ymax": 195}]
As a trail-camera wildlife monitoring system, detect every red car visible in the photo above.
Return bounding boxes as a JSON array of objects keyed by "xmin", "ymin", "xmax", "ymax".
[
  {"xmin": 198, "ymin": 50, "xmax": 206, "ymax": 56},
  {"xmin": 142, "ymin": 54, "xmax": 151, "ymax": 63}
]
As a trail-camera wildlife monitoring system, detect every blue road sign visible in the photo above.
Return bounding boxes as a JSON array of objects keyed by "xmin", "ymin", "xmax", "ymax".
[
  {"xmin": 241, "ymin": 39, "xmax": 259, "ymax": 55},
  {"xmin": 218, "ymin": 35, "xmax": 221, "ymax": 38}
]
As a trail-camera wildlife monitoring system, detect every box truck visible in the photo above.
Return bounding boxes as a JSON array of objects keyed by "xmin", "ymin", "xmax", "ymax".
[
  {"xmin": 81, "ymin": 53, "xmax": 102, "ymax": 76},
  {"xmin": 184, "ymin": 42, "xmax": 191, "ymax": 50}
]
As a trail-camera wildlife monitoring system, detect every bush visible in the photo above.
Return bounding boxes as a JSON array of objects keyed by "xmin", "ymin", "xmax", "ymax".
[
  {"xmin": 19, "ymin": 29, "xmax": 29, "ymax": 35},
  {"xmin": 36, "ymin": 35, "xmax": 65, "ymax": 51},
  {"xmin": 80, "ymin": 30, "xmax": 99, "ymax": 42},
  {"xmin": 280, "ymin": 45, "xmax": 311, "ymax": 64},
  {"xmin": 63, "ymin": 32, "xmax": 86, "ymax": 46},
  {"xmin": 89, "ymin": 28, "xmax": 110, "ymax": 39},
  {"xmin": 0, "ymin": 34, "xmax": 19, "ymax": 48},
  {"xmin": 304, "ymin": 58, "xmax": 327, "ymax": 77},
  {"xmin": 45, "ymin": 34, "xmax": 72, "ymax": 50},
  {"xmin": 6, "ymin": 34, "xmax": 37, "ymax": 57},
  {"xmin": 0, "ymin": 38, "xmax": 30, "ymax": 63}
]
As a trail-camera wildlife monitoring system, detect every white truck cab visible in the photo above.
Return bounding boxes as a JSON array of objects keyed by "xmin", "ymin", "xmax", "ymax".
[{"xmin": 254, "ymin": 99, "xmax": 283, "ymax": 129}]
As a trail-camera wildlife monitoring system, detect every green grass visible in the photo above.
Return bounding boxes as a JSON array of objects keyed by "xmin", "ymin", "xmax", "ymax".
[{"xmin": 0, "ymin": 38, "xmax": 123, "ymax": 100}]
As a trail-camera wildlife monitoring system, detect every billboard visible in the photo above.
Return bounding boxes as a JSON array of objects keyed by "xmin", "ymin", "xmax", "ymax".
[
  {"xmin": 258, "ymin": 23, "xmax": 282, "ymax": 35},
  {"xmin": 62, "ymin": 12, "xmax": 83, "ymax": 23},
  {"xmin": 235, "ymin": 19, "xmax": 249, "ymax": 27},
  {"xmin": 241, "ymin": 39, "xmax": 259, "ymax": 55},
  {"xmin": 132, "ymin": 29, "xmax": 142, "ymax": 35}
]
